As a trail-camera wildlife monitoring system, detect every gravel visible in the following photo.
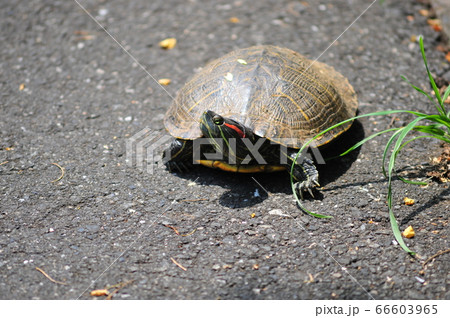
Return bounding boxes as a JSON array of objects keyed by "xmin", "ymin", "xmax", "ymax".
[{"xmin": 0, "ymin": 0, "xmax": 448, "ymax": 299}]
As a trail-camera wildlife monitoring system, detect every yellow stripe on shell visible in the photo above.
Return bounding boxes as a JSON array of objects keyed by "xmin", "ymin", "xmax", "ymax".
[
  {"xmin": 187, "ymin": 87, "xmax": 222, "ymax": 113},
  {"xmin": 271, "ymin": 92, "xmax": 310, "ymax": 121}
]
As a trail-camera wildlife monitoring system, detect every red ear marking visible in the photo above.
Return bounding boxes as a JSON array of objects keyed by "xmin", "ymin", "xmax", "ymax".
[{"xmin": 224, "ymin": 123, "xmax": 246, "ymax": 138}]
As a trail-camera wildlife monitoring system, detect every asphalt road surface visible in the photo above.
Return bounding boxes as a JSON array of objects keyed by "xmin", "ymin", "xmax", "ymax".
[{"xmin": 1, "ymin": 0, "xmax": 449, "ymax": 299}]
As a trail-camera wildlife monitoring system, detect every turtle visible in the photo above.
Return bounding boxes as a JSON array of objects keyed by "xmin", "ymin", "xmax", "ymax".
[{"xmin": 162, "ymin": 45, "xmax": 357, "ymax": 197}]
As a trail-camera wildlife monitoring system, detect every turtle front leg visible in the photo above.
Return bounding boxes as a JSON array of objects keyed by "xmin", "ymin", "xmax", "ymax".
[
  {"xmin": 162, "ymin": 138, "xmax": 194, "ymax": 172},
  {"xmin": 285, "ymin": 150, "xmax": 320, "ymax": 199}
]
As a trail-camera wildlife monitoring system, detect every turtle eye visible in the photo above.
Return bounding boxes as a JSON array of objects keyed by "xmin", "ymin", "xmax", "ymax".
[{"xmin": 212, "ymin": 115, "xmax": 224, "ymax": 125}]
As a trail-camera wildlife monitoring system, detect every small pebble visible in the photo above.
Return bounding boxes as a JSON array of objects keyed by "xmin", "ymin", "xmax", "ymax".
[
  {"xmin": 98, "ymin": 8, "xmax": 108, "ymax": 16},
  {"xmin": 415, "ymin": 276, "xmax": 425, "ymax": 284},
  {"xmin": 268, "ymin": 209, "xmax": 290, "ymax": 217}
]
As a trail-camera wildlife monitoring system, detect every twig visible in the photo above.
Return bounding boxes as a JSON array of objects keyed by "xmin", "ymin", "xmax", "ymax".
[
  {"xmin": 170, "ymin": 257, "xmax": 187, "ymax": 271},
  {"xmin": 387, "ymin": 116, "xmax": 398, "ymax": 128},
  {"xmin": 50, "ymin": 163, "xmax": 65, "ymax": 183},
  {"xmin": 181, "ymin": 229, "xmax": 197, "ymax": 237},
  {"xmin": 105, "ymin": 280, "xmax": 134, "ymax": 300},
  {"xmin": 422, "ymin": 248, "xmax": 450, "ymax": 267},
  {"xmin": 35, "ymin": 267, "xmax": 68, "ymax": 285},
  {"xmin": 163, "ymin": 224, "xmax": 197, "ymax": 237},
  {"xmin": 164, "ymin": 224, "xmax": 180, "ymax": 235},
  {"xmin": 305, "ymin": 273, "xmax": 315, "ymax": 283},
  {"xmin": 0, "ymin": 161, "xmax": 8, "ymax": 166}
]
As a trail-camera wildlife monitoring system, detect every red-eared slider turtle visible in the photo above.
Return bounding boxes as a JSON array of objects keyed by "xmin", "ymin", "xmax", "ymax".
[{"xmin": 163, "ymin": 45, "xmax": 357, "ymax": 196}]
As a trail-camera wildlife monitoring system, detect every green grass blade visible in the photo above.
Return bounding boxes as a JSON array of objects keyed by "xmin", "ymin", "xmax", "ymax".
[
  {"xmin": 382, "ymin": 129, "xmax": 404, "ymax": 177},
  {"xmin": 397, "ymin": 134, "xmax": 447, "ymax": 152},
  {"xmin": 442, "ymin": 85, "xmax": 450, "ymax": 107},
  {"xmin": 387, "ymin": 189, "xmax": 415, "ymax": 254},
  {"xmin": 386, "ymin": 117, "xmax": 424, "ymax": 255},
  {"xmin": 338, "ymin": 127, "xmax": 400, "ymax": 157},
  {"xmin": 422, "ymin": 113, "xmax": 450, "ymax": 122},
  {"xmin": 291, "ymin": 110, "xmax": 429, "ymax": 217},
  {"xmin": 401, "ymin": 75, "xmax": 436, "ymax": 105},
  {"xmin": 388, "ymin": 117, "xmax": 424, "ymax": 178},
  {"xmin": 416, "ymin": 114, "xmax": 450, "ymax": 134},
  {"xmin": 432, "ymin": 135, "xmax": 450, "ymax": 143},
  {"xmin": 398, "ymin": 176, "xmax": 428, "ymax": 185},
  {"xmin": 413, "ymin": 125, "xmax": 446, "ymax": 135},
  {"xmin": 419, "ymin": 36, "xmax": 445, "ymax": 115},
  {"xmin": 413, "ymin": 126, "xmax": 450, "ymax": 142}
]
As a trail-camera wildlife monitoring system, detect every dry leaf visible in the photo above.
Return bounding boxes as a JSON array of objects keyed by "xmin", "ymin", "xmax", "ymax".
[
  {"xmin": 404, "ymin": 197, "xmax": 415, "ymax": 206},
  {"xmin": 402, "ymin": 225, "xmax": 415, "ymax": 238},
  {"xmin": 427, "ymin": 19, "xmax": 442, "ymax": 32},
  {"xmin": 427, "ymin": 144, "xmax": 450, "ymax": 182},
  {"xmin": 406, "ymin": 15, "xmax": 414, "ymax": 22},
  {"xmin": 158, "ymin": 78, "xmax": 171, "ymax": 85},
  {"xmin": 432, "ymin": 25, "xmax": 442, "ymax": 32},
  {"xmin": 90, "ymin": 289, "xmax": 109, "ymax": 297},
  {"xmin": 19, "ymin": 83, "xmax": 25, "ymax": 91},
  {"xmin": 229, "ymin": 17, "xmax": 240, "ymax": 23},
  {"xmin": 159, "ymin": 38, "xmax": 177, "ymax": 49},
  {"xmin": 418, "ymin": 9, "xmax": 429, "ymax": 17},
  {"xmin": 427, "ymin": 19, "xmax": 440, "ymax": 27}
]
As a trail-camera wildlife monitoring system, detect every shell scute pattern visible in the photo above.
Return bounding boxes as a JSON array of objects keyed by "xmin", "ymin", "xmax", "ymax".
[{"xmin": 164, "ymin": 45, "xmax": 357, "ymax": 148}]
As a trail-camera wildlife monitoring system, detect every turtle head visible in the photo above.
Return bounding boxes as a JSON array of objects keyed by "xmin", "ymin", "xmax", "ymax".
[
  {"xmin": 200, "ymin": 110, "xmax": 254, "ymax": 141},
  {"xmin": 200, "ymin": 110, "xmax": 257, "ymax": 163}
]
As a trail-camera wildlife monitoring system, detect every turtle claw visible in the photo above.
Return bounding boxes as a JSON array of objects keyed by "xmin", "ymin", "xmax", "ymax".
[{"xmin": 295, "ymin": 177, "xmax": 319, "ymax": 200}]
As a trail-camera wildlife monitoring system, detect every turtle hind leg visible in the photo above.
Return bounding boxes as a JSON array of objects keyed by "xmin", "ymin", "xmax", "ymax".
[
  {"xmin": 162, "ymin": 139, "xmax": 194, "ymax": 172},
  {"xmin": 285, "ymin": 150, "xmax": 320, "ymax": 199}
]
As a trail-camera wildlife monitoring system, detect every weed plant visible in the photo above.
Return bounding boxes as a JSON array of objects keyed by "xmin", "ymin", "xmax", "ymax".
[{"xmin": 293, "ymin": 36, "xmax": 450, "ymax": 254}]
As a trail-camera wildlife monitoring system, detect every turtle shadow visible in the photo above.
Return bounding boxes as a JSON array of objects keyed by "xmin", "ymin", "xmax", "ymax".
[
  {"xmin": 315, "ymin": 119, "xmax": 365, "ymax": 187},
  {"xmin": 167, "ymin": 120, "xmax": 365, "ymax": 208}
]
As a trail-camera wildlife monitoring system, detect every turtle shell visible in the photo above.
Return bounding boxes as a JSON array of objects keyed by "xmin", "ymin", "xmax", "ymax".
[{"xmin": 164, "ymin": 45, "xmax": 358, "ymax": 148}]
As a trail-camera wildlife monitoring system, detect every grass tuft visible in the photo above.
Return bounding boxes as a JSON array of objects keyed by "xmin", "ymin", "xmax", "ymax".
[{"xmin": 293, "ymin": 36, "xmax": 450, "ymax": 254}]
